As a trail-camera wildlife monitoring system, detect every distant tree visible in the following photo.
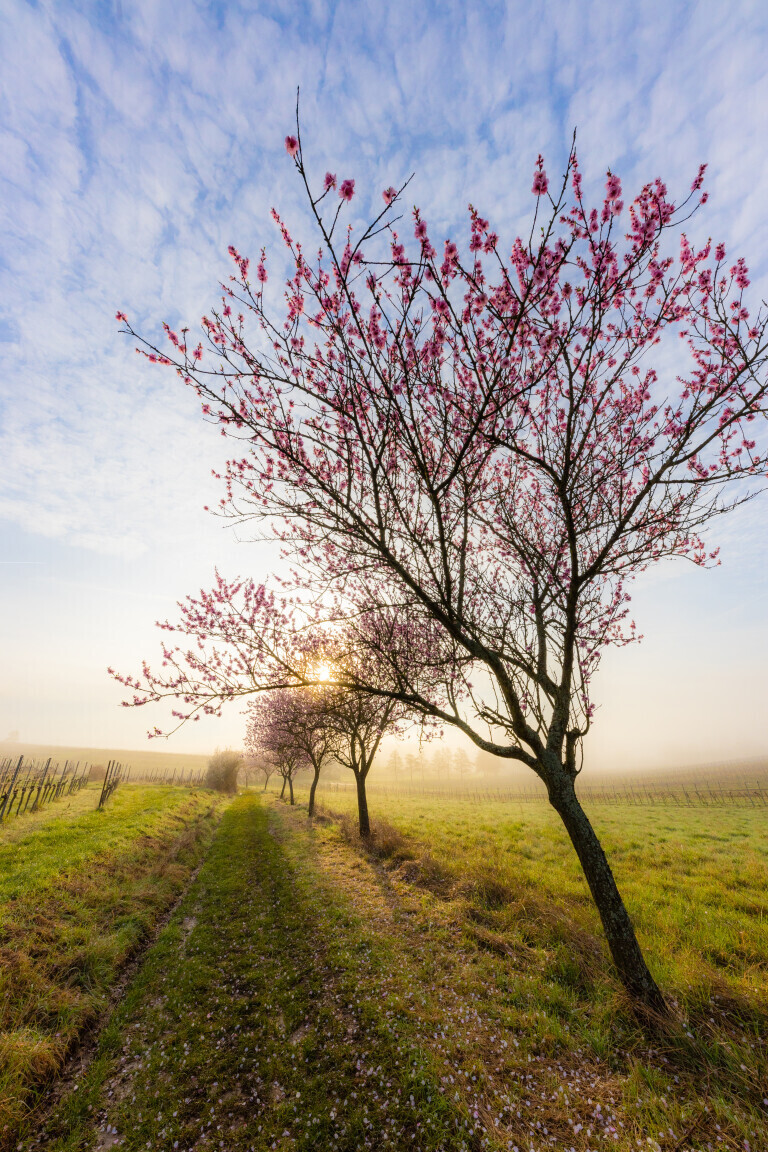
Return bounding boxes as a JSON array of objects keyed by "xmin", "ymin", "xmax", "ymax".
[
  {"xmin": 383, "ymin": 748, "xmax": 403, "ymax": 778},
  {"xmin": 113, "ymin": 126, "xmax": 768, "ymax": 1013},
  {"xmin": 453, "ymin": 749, "xmax": 473, "ymax": 781},
  {"xmin": 246, "ymin": 695, "xmax": 308, "ymax": 805},
  {"xmin": 323, "ymin": 687, "xmax": 404, "ymax": 837},
  {"xmin": 246, "ymin": 686, "xmax": 339, "ymax": 817},
  {"xmin": 474, "ymin": 749, "xmax": 501, "ymax": 778},
  {"xmin": 246, "ymin": 753, "xmax": 277, "ymax": 792},
  {"xmin": 205, "ymin": 750, "xmax": 241, "ymax": 794}
]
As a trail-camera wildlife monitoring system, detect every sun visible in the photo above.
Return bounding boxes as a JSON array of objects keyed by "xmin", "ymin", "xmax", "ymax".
[{"xmin": 316, "ymin": 663, "xmax": 332, "ymax": 682}]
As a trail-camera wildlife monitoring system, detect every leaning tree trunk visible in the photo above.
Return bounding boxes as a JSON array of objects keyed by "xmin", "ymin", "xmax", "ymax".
[
  {"xmin": 288, "ymin": 776, "xmax": 295, "ymax": 805},
  {"xmin": 547, "ymin": 773, "xmax": 666, "ymax": 1014},
  {"xmin": 354, "ymin": 770, "xmax": 371, "ymax": 837},
  {"xmin": 279, "ymin": 776, "xmax": 286, "ymax": 800},
  {"xmin": 308, "ymin": 767, "xmax": 320, "ymax": 817}
]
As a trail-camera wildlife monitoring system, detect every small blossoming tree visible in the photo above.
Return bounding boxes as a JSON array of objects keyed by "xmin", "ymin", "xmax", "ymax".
[
  {"xmin": 246, "ymin": 686, "xmax": 340, "ymax": 818},
  {"xmin": 247, "ymin": 692, "xmax": 309, "ymax": 805},
  {"xmin": 113, "ymin": 124, "xmax": 768, "ymax": 1012},
  {"xmin": 319, "ymin": 681, "xmax": 406, "ymax": 838}
]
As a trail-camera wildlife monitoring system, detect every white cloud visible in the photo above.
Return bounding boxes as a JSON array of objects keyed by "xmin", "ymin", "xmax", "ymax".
[{"xmin": 1, "ymin": 0, "xmax": 766, "ymax": 757}]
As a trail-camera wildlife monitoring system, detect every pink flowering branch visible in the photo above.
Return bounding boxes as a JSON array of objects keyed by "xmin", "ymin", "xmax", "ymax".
[{"xmin": 108, "ymin": 572, "xmax": 328, "ymax": 736}]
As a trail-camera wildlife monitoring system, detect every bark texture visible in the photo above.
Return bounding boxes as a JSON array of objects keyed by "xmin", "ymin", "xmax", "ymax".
[
  {"xmin": 308, "ymin": 768, "xmax": 320, "ymax": 817},
  {"xmin": 548, "ymin": 774, "xmax": 666, "ymax": 1013},
  {"xmin": 355, "ymin": 772, "xmax": 371, "ymax": 837}
]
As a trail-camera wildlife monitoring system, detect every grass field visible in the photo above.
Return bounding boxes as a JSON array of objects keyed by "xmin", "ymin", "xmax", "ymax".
[
  {"xmin": 0, "ymin": 783, "xmax": 224, "ymax": 1146},
  {"xmin": 314, "ymin": 788, "xmax": 768, "ymax": 1002},
  {"xmin": 11, "ymin": 788, "xmax": 766, "ymax": 1152}
]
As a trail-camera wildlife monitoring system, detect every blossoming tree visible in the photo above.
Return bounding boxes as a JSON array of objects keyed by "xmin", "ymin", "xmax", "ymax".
[
  {"xmin": 246, "ymin": 686, "xmax": 339, "ymax": 817},
  {"xmin": 246, "ymin": 690, "xmax": 309, "ymax": 805},
  {"xmin": 114, "ymin": 126, "xmax": 768, "ymax": 1012},
  {"xmin": 318, "ymin": 680, "xmax": 406, "ymax": 837}
]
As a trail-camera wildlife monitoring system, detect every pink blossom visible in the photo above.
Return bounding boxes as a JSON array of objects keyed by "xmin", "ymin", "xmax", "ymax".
[
  {"xmin": 115, "ymin": 311, "xmax": 127, "ymax": 322},
  {"xmin": 532, "ymin": 156, "xmax": 549, "ymax": 196},
  {"xmin": 605, "ymin": 173, "xmax": 622, "ymax": 200},
  {"xmin": 382, "ymin": 186, "xmax": 397, "ymax": 206},
  {"xmin": 285, "ymin": 136, "xmax": 299, "ymax": 158},
  {"xmin": 691, "ymin": 163, "xmax": 707, "ymax": 191},
  {"xmin": 339, "ymin": 179, "xmax": 355, "ymax": 201},
  {"xmin": 324, "ymin": 172, "xmax": 337, "ymax": 191},
  {"xmin": 731, "ymin": 257, "xmax": 750, "ymax": 289}
]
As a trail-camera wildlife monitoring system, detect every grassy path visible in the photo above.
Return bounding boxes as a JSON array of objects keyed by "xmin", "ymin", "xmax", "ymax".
[
  {"xmin": 33, "ymin": 793, "xmax": 482, "ymax": 1152},
  {"xmin": 27, "ymin": 792, "xmax": 768, "ymax": 1151}
]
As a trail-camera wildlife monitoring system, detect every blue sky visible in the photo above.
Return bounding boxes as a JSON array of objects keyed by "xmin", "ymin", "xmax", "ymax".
[{"xmin": 1, "ymin": 0, "xmax": 767, "ymax": 765}]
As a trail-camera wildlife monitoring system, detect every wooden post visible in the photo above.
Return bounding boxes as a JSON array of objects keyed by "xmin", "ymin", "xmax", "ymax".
[
  {"xmin": 0, "ymin": 756, "xmax": 24, "ymax": 821},
  {"xmin": 98, "ymin": 760, "xmax": 113, "ymax": 809}
]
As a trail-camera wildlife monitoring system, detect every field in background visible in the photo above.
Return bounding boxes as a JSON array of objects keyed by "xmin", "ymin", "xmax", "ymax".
[
  {"xmin": 0, "ymin": 741, "xmax": 209, "ymax": 780},
  {"xmin": 3, "ymin": 741, "xmax": 766, "ymax": 792},
  {"xmin": 318, "ymin": 774, "xmax": 768, "ymax": 807},
  {"xmin": 0, "ymin": 783, "xmax": 224, "ymax": 1147}
]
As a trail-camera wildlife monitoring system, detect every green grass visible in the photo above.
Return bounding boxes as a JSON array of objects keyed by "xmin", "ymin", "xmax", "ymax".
[
  {"xmin": 33, "ymin": 793, "xmax": 486, "ymax": 1151},
  {"xmin": 0, "ymin": 784, "xmax": 224, "ymax": 1145},
  {"xmin": 314, "ymin": 789, "xmax": 768, "ymax": 1000},
  {"xmin": 21, "ymin": 788, "xmax": 768, "ymax": 1151},
  {"xmin": 306, "ymin": 788, "xmax": 768, "ymax": 1149}
]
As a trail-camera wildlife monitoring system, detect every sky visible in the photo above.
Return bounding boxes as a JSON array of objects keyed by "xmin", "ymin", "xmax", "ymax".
[{"xmin": 1, "ymin": 0, "xmax": 767, "ymax": 770}]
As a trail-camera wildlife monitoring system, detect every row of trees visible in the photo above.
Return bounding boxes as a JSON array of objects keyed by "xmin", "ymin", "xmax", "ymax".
[
  {"xmin": 245, "ymin": 692, "xmax": 505, "ymax": 821},
  {"xmin": 382, "ymin": 746, "xmax": 506, "ymax": 780},
  {"xmin": 245, "ymin": 682, "xmax": 402, "ymax": 834},
  {"xmin": 111, "ymin": 111, "xmax": 768, "ymax": 1014}
]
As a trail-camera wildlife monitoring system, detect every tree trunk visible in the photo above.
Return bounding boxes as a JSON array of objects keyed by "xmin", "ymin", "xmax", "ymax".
[
  {"xmin": 262, "ymin": 776, "xmax": 269, "ymax": 792},
  {"xmin": 548, "ymin": 774, "xmax": 666, "ymax": 1014},
  {"xmin": 279, "ymin": 776, "xmax": 286, "ymax": 799},
  {"xmin": 355, "ymin": 771, "xmax": 371, "ymax": 837},
  {"xmin": 308, "ymin": 768, "xmax": 320, "ymax": 817},
  {"xmin": 288, "ymin": 776, "xmax": 295, "ymax": 805}
]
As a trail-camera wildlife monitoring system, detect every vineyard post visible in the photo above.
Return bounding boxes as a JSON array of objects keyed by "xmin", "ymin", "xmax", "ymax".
[
  {"xmin": 0, "ymin": 756, "xmax": 24, "ymax": 822},
  {"xmin": 33, "ymin": 758, "xmax": 52, "ymax": 811},
  {"xmin": 41, "ymin": 761, "xmax": 56, "ymax": 805},
  {"xmin": 21, "ymin": 765, "xmax": 37, "ymax": 814},
  {"xmin": 98, "ymin": 760, "xmax": 113, "ymax": 809},
  {"xmin": 17, "ymin": 759, "xmax": 36, "ymax": 815},
  {"xmin": 15, "ymin": 761, "xmax": 33, "ymax": 817},
  {"xmin": 50, "ymin": 760, "xmax": 63, "ymax": 803}
]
